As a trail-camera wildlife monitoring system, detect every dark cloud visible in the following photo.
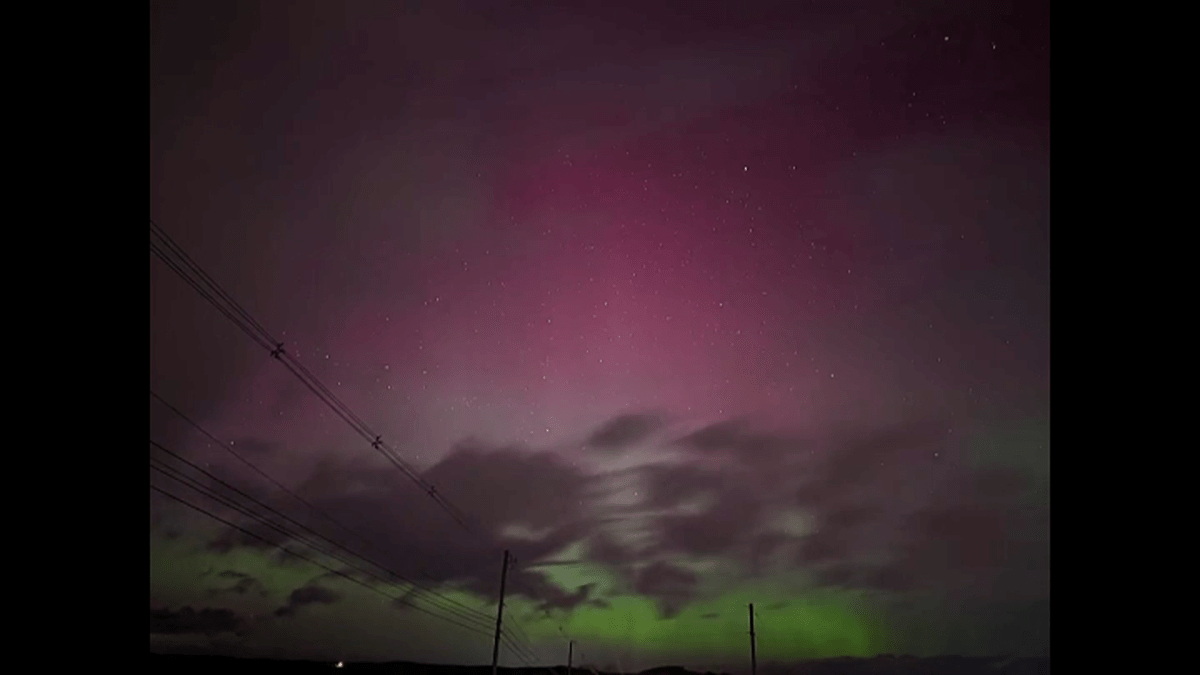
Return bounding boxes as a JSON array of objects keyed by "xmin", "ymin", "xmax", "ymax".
[
  {"xmin": 675, "ymin": 420, "xmax": 750, "ymax": 453},
  {"xmin": 425, "ymin": 441, "xmax": 591, "ymax": 533},
  {"xmin": 226, "ymin": 438, "xmax": 278, "ymax": 456},
  {"xmin": 151, "ymin": 606, "xmax": 243, "ymax": 635},
  {"xmin": 797, "ymin": 527, "xmax": 849, "ymax": 564},
  {"xmin": 634, "ymin": 562, "xmax": 699, "ymax": 619},
  {"xmin": 586, "ymin": 413, "xmax": 663, "ymax": 451},
  {"xmin": 746, "ymin": 532, "xmax": 794, "ymax": 577},
  {"xmin": 187, "ymin": 416, "xmax": 1045, "ymax": 630},
  {"xmin": 655, "ymin": 417, "xmax": 1047, "ymax": 620},
  {"xmin": 640, "ymin": 463, "xmax": 724, "ymax": 509},
  {"xmin": 522, "ymin": 558, "xmax": 585, "ymax": 568},
  {"xmin": 821, "ymin": 422, "xmax": 947, "ymax": 491},
  {"xmin": 822, "ymin": 505, "xmax": 881, "ymax": 530},
  {"xmin": 656, "ymin": 495, "xmax": 761, "ymax": 557},
  {"xmin": 281, "ymin": 441, "xmax": 601, "ymax": 615},
  {"xmin": 635, "ymin": 461, "xmax": 767, "ymax": 559},
  {"xmin": 274, "ymin": 584, "xmax": 342, "ymax": 618},
  {"xmin": 207, "ymin": 570, "xmax": 267, "ymax": 598},
  {"xmin": 531, "ymin": 582, "xmax": 597, "ymax": 614},
  {"xmin": 206, "ymin": 524, "xmax": 279, "ymax": 554},
  {"xmin": 971, "ymin": 468, "xmax": 1030, "ymax": 501},
  {"xmin": 802, "ymin": 451, "xmax": 1049, "ymax": 598},
  {"xmin": 815, "ymin": 564, "xmax": 853, "ymax": 587},
  {"xmin": 673, "ymin": 420, "xmax": 812, "ymax": 479},
  {"xmin": 863, "ymin": 564, "xmax": 913, "ymax": 593},
  {"xmin": 586, "ymin": 534, "xmax": 638, "ymax": 568}
]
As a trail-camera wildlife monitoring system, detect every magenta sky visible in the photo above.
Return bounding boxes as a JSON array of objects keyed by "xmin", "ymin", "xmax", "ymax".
[{"xmin": 151, "ymin": 1, "xmax": 1049, "ymax": 668}]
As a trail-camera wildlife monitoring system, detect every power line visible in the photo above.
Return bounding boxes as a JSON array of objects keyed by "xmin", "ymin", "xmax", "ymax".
[
  {"xmin": 150, "ymin": 219, "xmax": 595, "ymax": 660},
  {"xmin": 147, "ymin": 453, "xmax": 494, "ymax": 634},
  {"xmin": 149, "ymin": 481, "xmax": 495, "ymax": 638},
  {"xmin": 505, "ymin": 608, "xmax": 537, "ymax": 656},
  {"xmin": 152, "ymin": 218, "xmax": 500, "ymax": 599},
  {"xmin": 501, "ymin": 633, "xmax": 539, "ymax": 669},
  {"xmin": 150, "ymin": 241, "xmax": 273, "ymax": 352},
  {"xmin": 502, "ymin": 627, "xmax": 539, "ymax": 666},
  {"xmin": 149, "ymin": 439, "xmax": 497, "ymax": 632},
  {"xmin": 151, "ymin": 389, "xmax": 380, "ymax": 554},
  {"xmin": 149, "ymin": 389, "xmax": 493, "ymax": 621},
  {"xmin": 150, "ymin": 220, "xmax": 475, "ymax": 532},
  {"xmin": 149, "ymin": 458, "xmax": 494, "ymax": 635}
]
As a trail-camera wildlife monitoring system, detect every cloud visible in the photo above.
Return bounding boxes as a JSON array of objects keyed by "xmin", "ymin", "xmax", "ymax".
[
  {"xmin": 425, "ymin": 440, "xmax": 592, "ymax": 533},
  {"xmin": 150, "ymin": 606, "xmax": 243, "ymax": 635},
  {"xmin": 797, "ymin": 527, "xmax": 850, "ymax": 564},
  {"xmin": 586, "ymin": 413, "xmax": 663, "ymax": 451},
  {"xmin": 532, "ymin": 582, "xmax": 598, "ymax": 614},
  {"xmin": 274, "ymin": 584, "xmax": 342, "ymax": 618},
  {"xmin": 226, "ymin": 438, "xmax": 278, "ymax": 456},
  {"xmin": 639, "ymin": 463, "xmax": 724, "ymax": 509},
  {"xmin": 661, "ymin": 415, "xmax": 1047, "ymax": 615},
  {"xmin": 655, "ymin": 493, "xmax": 762, "ymax": 557},
  {"xmin": 634, "ymin": 562, "xmax": 699, "ymax": 619},
  {"xmin": 207, "ymin": 570, "xmax": 267, "ymax": 598},
  {"xmin": 971, "ymin": 468, "xmax": 1030, "ymax": 501},
  {"xmin": 675, "ymin": 420, "xmax": 750, "ymax": 453},
  {"xmin": 188, "ymin": 415, "xmax": 1046, "ymax": 627},
  {"xmin": 586, "ymin": 533, "xmax": 639, "ymax": 568},
  {"xmin": 287, "ymin": 440, "xmax": 602, "ymax": 616},
  {"xmin": 819, "ymin": 422, "xmax": 947, "ymax": 492},
  {"xmin": 205, "ymin": 525, "xmax": 278, "ymax": 554},
  {"xmin": 672, "ymin": 421, "xmax": 813, "ymax": 478}
]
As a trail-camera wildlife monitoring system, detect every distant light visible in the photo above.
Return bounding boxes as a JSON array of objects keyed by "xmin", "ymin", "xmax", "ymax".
[{"xmin": 336, "ymin": 662, "xmax": 344, "ymax": 669}]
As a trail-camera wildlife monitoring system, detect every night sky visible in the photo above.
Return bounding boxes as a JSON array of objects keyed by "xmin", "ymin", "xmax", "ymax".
[{"xmin": 149, "ymin": 0, "xmax": 1050, "ymax": 669}]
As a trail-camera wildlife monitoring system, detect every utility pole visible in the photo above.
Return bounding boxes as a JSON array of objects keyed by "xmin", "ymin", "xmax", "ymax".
[
  {"xmin": 491, "ymin": 550, "xmax": 511, "ymax": 675},
  {"xmin": 567, "ymin": 640, "xmax": 573, "ymax": 675},
  {"xmin": 748, "ymin": 603, "xmax": 757, "ymax": 675}
]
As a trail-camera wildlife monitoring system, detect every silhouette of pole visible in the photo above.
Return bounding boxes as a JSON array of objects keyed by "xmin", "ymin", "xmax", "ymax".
[
  {"xmin": 749, "ymin": 603, "xmax": 757, "ymax": 675},
  {"xmin": 491, "ymin": 550, "xmax": 511, "ymax": 675},
  {"xmin": 568, "ymin": 640, "xmax": 573, "ymax": 675}
]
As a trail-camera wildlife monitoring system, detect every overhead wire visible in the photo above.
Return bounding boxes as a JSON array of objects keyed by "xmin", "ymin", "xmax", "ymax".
[
  {"xmin": 149, "ymin": 481, "xmax": 494, "ymax": 638},
  {"xmin": 151, "ymin": 390, "xmax": 379, "ymax": 551},
  {"xmin": 146, "ymin": 465, "xmax": 497, "ymax": 637},
  {"xmin": 151, "ymin": 219, "xmax": 590, "ymax": 658},
  {"xmin": 149, "ymin": 390, "xmax": 495, "ymax": 622},
  {"xmin": 150, "ymin": 242, "xmax": 274, "ymax": 353},
  {"xmin": 501, "ymin": 627, "xmax": 539, "ymax": 667},
  {"xmin": 505, "ymin": 608, "xmax": 538, "ymax": 660},
  {"xmin": 149, "ymin": 396, "xmax": 538, "ymax": 656},
  {"xmin": 151, "ymin": 220, "xmax": 475, "ymax": 532},
  {"xmin": 149, "ymin": 438, "xmax": 497, "ymax": 632},
  {"xmin": 153, "ymin": 217, "xmax": 530, "ymax": 623}
]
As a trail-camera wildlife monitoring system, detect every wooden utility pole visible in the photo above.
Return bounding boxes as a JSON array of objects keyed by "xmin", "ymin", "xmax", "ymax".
[
  {"xmin": 748, "ymin": 603, "xmax": 757, "ymax": 675},
  {"xmin": 491, "ymin": 550, "xmax": 511, "ymax": 675},
  {"xmin": 567, "ymin": 640, "xmax": 574, "ymax": 675}
]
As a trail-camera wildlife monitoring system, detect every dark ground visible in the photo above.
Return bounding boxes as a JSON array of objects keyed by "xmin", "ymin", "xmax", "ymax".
[{"xmin": 149, "ymin": 655, "xmax": 1049, "ymax": 675}]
